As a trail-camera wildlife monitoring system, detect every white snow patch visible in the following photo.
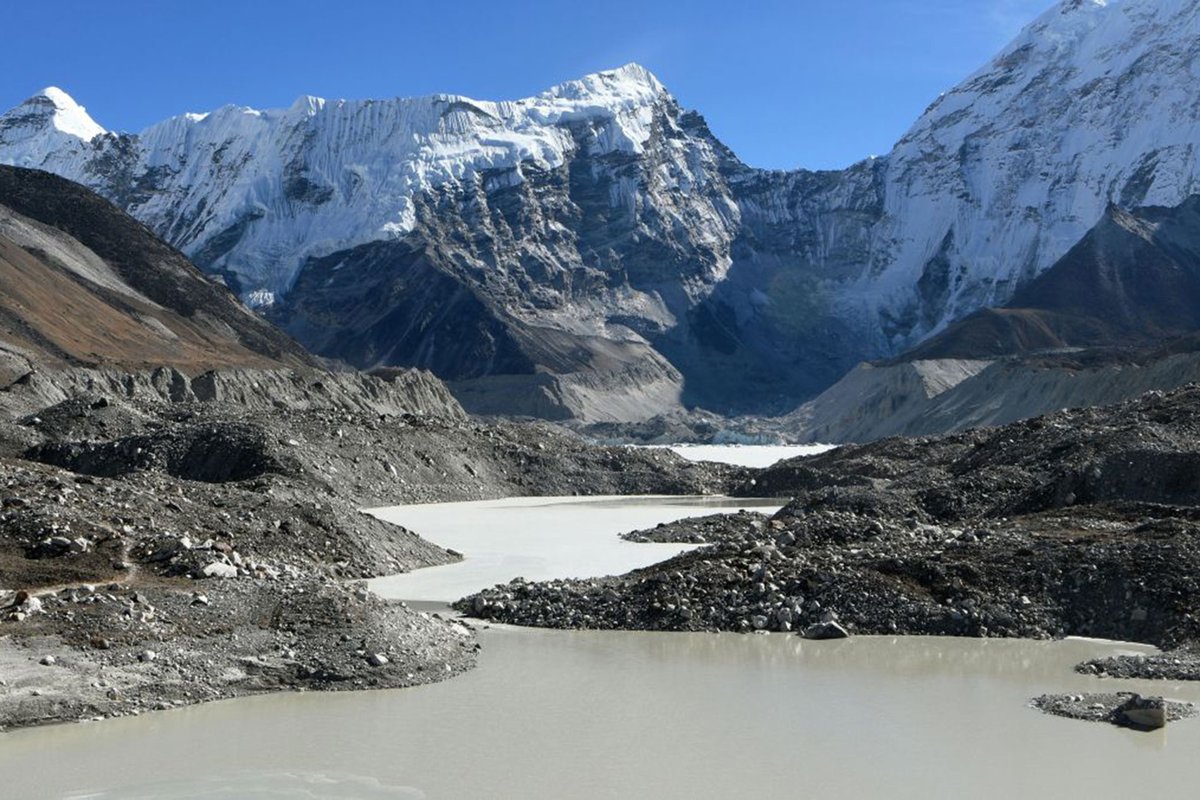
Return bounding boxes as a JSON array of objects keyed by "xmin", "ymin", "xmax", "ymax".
[
  {"xmin": 243, "ymin": 289, "xmax": 276, "ymax": 308},
  {"xmin": 38, "ymin": 87, "xmax": 105, "ymax": 141}
]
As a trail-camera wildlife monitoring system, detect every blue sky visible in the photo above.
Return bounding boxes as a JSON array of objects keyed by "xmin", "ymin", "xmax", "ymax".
[{"xmin": 1, "ymin": 0, "xmax": 1053, "ymax": 170}]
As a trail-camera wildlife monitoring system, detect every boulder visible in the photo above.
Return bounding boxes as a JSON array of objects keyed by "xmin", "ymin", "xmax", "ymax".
[
  {"xmin": 802, "ymin": 621, "xmax": 851, "ymax": 640},
  {"xmin": 1116, "ymin": 694, "xmax": 1167, "ymax": 730},
  {"xmin": 201, "ymin": 562, "xmax": 238, "ymax": 579}
]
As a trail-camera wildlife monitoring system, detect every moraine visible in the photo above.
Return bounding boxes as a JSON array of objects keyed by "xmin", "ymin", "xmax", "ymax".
[{"xmin": 3, "ymin": 447, "xmax": 1200, "ymax": 798}]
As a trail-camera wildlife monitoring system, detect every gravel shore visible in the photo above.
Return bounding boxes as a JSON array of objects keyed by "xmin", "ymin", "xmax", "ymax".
[
  {"xmin": 460, "ymin": 387, "xmax": 1200, "ymax": 651},
  {"xmin": 0, "ymin": 377, "xmax": 743, "ymax": 731}
]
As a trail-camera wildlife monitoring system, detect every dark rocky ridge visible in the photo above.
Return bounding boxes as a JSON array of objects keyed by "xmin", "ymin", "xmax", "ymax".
[
  {"xmin": 0, "ymin": 364, "xmax": 466, "ymax": 425},
  {"xmin": 0, "ymin": 166, "xmax": 315, "ymax": 376},
  {"xmin": 906, "ymin": 198, "xmax": 1200, "ymax": 361},
  {"xmin": 16, "ymin": 395, "xmax": 744, "ymax": 508},
  {"xmin": 269, "ymin": 236, "xmax": 687, "ymax": 422}
]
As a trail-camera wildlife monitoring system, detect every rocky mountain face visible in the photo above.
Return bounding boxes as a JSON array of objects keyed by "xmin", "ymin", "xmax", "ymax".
[
  {"xmin": 0, "ymin": 166, "xmax": 467, "ymax": 421},
  {"xmin": 2, "ymin": 0, "xmax": 1198, "ymax": 420},
  {"xmin": 779, "ymin": 191, "xmax": 1200, "ymax": 444},
  {"xmin": 906, "ymin": 196, "xmax": 1200, "ymax": 360}
]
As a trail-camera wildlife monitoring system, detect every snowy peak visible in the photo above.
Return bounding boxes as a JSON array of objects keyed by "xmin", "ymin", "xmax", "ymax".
[
  {"xmin": 539, "ymin": 63, "xmax": 666, "ymax": 104},
  {"xmin": 165, "ymin": 62, "xmax": 667, "ymax": 136},
  {"xmin": 37, "ymin": 87, "xmax": 106, "ymax": 141},
  {"xmin": 0, "ymin": 87, "xmax": 108, "ymax": 173},
  {"xmin": 908, "ymin": 0, "xmax": 1198, "ymax": 142},
  {"xmin": 288, "ymin": 95, "xmax": 326, "ymax": 116},
  {"xmin": 9, "ymin": 87, "xmax": 106, "ymax": 141},
  {"xmin": 514, "ymin": 63, "xmax": 670, "ymax": 140},
  {"xmin": 0, "ymin": 64, "xmax": 687, "ymax": 297}
]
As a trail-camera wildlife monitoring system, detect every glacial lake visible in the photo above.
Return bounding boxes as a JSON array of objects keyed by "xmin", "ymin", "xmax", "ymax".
[
  {"xmin": 368, "ymin": 494, "xmax": 784, "ymax": 602},
  {"xmin": 4, "ymin": 491, "xmax": 1200, "ymax": 798}
]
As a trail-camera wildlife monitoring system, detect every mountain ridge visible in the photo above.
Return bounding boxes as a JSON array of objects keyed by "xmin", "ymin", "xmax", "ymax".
[
  {"xmin": 904, "ymin": 196, "xmax": 1200, "ymax": 360},
  {"xmin": 0, "ymin": 164, "xmax": 317, "ymax": 377},
  {"xmin": 3, "ymin": 0, "xmax": 1198, "ymax": 418}
]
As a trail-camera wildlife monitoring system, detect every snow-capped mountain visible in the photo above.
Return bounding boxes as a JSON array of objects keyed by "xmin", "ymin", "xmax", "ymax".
[
  {"xmin": 0, "ymin": 64, "xmax": 719, "ymax": 303},
  {"xmin": 3, "ymin": 0, "xmax": 1199, "ymax": 418},
  {"xmin": 871, "ymin": 0, "xmax": 1200, "ymax": 335}
]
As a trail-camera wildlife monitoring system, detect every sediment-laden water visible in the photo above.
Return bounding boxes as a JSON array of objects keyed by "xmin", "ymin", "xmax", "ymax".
[{"xmin": 3, "ymin": 492, "xmax": 1197, "ymax": 799}]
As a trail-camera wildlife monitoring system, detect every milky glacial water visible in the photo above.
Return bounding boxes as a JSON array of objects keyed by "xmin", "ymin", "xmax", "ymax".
[
  {"xmin": 368, "ymin": 495, "xmax": 783, "ymax": 602},
  {"xmin": 4, "ymin": 492, "xmax": 1200, "ymax": 799},
  {"xmin": 660, "ymin": 443, "xmax": 836, "ymax": 468}
]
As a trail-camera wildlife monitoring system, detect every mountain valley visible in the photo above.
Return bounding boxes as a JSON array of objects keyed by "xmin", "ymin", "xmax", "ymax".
[{"xmin": 5, "ymin": 0, "xmax": 1200, "ymax": 772}]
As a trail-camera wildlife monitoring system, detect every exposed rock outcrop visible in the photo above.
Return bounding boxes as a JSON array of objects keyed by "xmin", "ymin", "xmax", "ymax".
[{"xmin": 1032, "ymin": 693, "xmax": 1192, "ymax": 729}]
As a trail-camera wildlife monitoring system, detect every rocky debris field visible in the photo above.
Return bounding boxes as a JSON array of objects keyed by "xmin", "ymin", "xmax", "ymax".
[
  {"xmin": 0, "ymin": 455, "xmax": 474, "ymax": 730},
  {"xmin": 0, "ymin": 378, "xmax": 744, "ymax": 731},
  {"xmin": 457, "ymin": 505, "xmax": 1200, "ymax": 646},
  {"xmin": 621, "ymin": 511, "xmax": 772, "ymax": 544},
  {"xmin": 1032, "ymin": 692, "xmax": 1196, "ymax": 730},
  {"xmin": 1077, "ymin": 644, "xmax": 1200, "ymax": 681},
  {"xmin": 459, "ymin": 387, "xmax": 1200, "ymax": 654},
  {"xmin": 13, "ymin": 392, "xmax": 744, "ymax": 508},
  {"xmin": 0, "ymin": 576, "xmax": 476, "ymax": 731}
]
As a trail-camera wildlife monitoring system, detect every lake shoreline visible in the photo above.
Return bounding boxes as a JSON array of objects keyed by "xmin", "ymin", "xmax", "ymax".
[{"xmin": 0, "ymin": 386, "xmax": 744, "ymax": 735}]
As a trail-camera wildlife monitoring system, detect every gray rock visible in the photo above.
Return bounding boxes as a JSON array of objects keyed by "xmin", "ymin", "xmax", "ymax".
[
  {"xmin": 18, "ymin": 594, "xmax": 43, "ymax": 615},
  {"xmin": 802, "ymin": 621, "xmax": 851, "ymax": 640},
  {"xmin": 201, "ymin": 562, "xmax": 238, "ymax": 579},
  {"xmin": 1117, "ymin": 694, "xmax": 1167, "ymax": 730}
]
